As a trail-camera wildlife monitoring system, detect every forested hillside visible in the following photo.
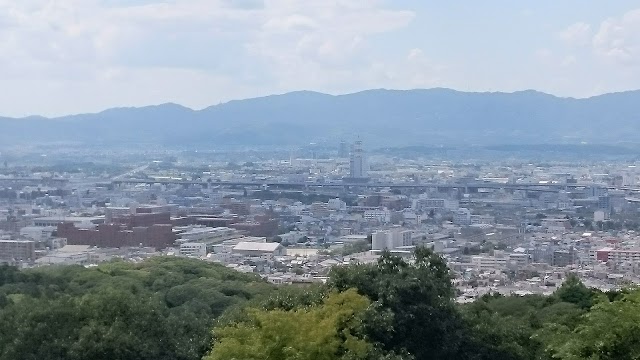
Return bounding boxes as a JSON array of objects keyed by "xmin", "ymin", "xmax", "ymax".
[
  {"xmin": 0, "ymin": 252, "xmax": 638, "ymax": 360},
  {"xmin": 0, "ymin": 258, "xmax": 274, "ymax": 360},
  {"xmin": 207, "ymin": 248, "xmax": 630, "ymax": 360}
]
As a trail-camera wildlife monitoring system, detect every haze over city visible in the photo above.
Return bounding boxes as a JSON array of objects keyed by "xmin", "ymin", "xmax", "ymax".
[{"xmin": 1, "ymin": 0, "xmax": 640, "ymax": 116}]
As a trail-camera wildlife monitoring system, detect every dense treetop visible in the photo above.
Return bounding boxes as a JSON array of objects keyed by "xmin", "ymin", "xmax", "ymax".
[
  {"xmin": 0, "ymin": 258, "xmax": 274, "ymax": 360},
  {"xmin": 1, "ymin": 251, "xmax": 638, "ymax": 360}
]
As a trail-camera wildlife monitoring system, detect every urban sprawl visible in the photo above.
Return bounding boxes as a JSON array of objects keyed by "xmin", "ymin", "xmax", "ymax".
[{"xmin": 1, "ymin": 142, "xmax": 639, "ymax": 302}]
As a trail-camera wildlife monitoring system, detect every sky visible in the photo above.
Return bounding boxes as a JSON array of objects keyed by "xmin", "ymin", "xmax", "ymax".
[{"xmin": 1, "ymin": 0, "xmax": 639, "ymax": 117}]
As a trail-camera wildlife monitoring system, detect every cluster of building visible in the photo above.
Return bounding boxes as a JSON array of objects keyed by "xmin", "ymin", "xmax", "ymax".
[{"xmin": 4, "ymin": 144, "xmax": 640, "ymax": 294}]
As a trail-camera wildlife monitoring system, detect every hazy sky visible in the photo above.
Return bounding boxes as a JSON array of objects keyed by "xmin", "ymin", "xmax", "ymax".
[{"xmin": 1, "ymin": 0, "xmax": 639, "ymax": 117}]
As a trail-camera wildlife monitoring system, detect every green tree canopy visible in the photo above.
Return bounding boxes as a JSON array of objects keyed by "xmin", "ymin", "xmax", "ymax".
[
  {"xmin": 554, "ymin": 274, "xmax": 597, "ymax": 309},
  {"xmin": 0, "ymin": 257, "xmax": 275, "ymax": 360},
  {"xmin": 206, "ymin": 289, "xmax": 373, "ymax": 360},
  {"xmin": 327, "ymin": 248, "xmax": 465, "ymax": 359},
  {"xmin": 541, "ymin": 290, "xmax": 640, "ymax": 360}
]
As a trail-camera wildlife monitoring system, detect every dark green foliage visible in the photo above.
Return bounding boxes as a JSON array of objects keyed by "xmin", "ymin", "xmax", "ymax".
[
  {"xmin": 3, "ymin": 252, "xmax": 639, "ymax": 360},
  {"xmin": 328, "ymin": 248, "xmax": 465, "ymax": 359},
  {"xmin": 461, "ymin": 293, "xmax": 586, "ymax": 360},
  {"xmin": 325, "ymin": 250, "xmax": 598, "ymax": 360},
  {"xmin": 0, "ymin": 257, "xmax": 274, "ymax": 360},
  {"xmin": 0, "ymin": 265, "xmax": 23, "ymax": 286},
  {"xmin": 553, "ymin": 273, "xmax": 598, "ymax": 309},
  {"xmin": 257, "ymin": 284, "xmax": 328, "ymax": 311},
  {"xmin": 539, "ymin": 289, "xmax": 640, "ymax": 359}
]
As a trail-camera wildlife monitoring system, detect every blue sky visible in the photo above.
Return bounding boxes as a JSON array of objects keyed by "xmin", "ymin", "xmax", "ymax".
[{"xmin": 0, "ymin": 0, "xmax": 639, "ymax": 116}]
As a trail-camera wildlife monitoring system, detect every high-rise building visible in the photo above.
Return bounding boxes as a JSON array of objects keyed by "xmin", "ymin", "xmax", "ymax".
[
  {"xmin": 338, "ymin": 141, "xmax": 349, "ymax": 158},
  {"xmin": 349, "ymin": 140, "xmax": 367, "ymax": 179},
  {"xmin": 0, "ymin": 240, "xmax": 36, "ymax": 263}
]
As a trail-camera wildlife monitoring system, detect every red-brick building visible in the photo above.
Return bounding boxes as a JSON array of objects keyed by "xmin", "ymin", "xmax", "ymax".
[
  {"xmin": 57, "ymin": 212, "xmax": 175, "ymax": 249},
  {"xmin": 229, "ymin": 215, "xmax": 279, "ymax": 237}
]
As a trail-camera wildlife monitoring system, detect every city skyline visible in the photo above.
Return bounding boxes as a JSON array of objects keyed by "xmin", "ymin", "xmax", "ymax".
[{"xmin": 2, "ymin": 1, "xmax": 640, "ymax": 357}]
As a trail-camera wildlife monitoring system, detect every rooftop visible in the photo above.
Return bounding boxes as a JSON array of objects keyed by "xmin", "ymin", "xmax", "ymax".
[
  {"xmin": 34, "ymin": 216, "xmax": 104, "ymax": 222},
  {"xmin": 233, "ymin": 242, "xmax": 282, "ymax": 252}
]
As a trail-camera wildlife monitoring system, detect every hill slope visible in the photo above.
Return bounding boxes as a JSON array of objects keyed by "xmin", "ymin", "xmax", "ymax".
[{"xmin": 1, "ymin": 89, "xmax": 639, "ymax": 147}]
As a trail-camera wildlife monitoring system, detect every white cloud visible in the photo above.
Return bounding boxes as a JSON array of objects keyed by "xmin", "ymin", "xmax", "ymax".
[
  {"xmin": 247, "ymin": 1, "xmax": 414, "ymax": 68},
  {"xmin": 592, "ymin": 9, "xmax": 640, "ymax": 66},
  {"xmin": 542, "ymin": 8, "xmax": 640, "ymax": 96},
  {"xmin": 263, "ymin": 14, "xmax": 317, "ymax": 32},
  {"xmin": 1, "ymin": 1, "xmax": 639, "ymax": 117},
  {"xmin": 559, "ymin": 22, "xmax": 591, "ymax": 46},
  {"xmin": 0, "ymin": 0, "xmax": 418, "ymax": 116}
]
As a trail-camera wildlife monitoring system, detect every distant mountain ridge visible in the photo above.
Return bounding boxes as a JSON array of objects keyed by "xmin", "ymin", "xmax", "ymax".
[{"xmin": 1, "ymin": 88, "xmax": 639, "ymax": 147}]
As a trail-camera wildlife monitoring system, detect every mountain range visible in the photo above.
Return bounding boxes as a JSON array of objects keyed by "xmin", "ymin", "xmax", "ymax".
[{"xmin": 1, "ymin": 88, "xmax": 639, "ymax": 148}]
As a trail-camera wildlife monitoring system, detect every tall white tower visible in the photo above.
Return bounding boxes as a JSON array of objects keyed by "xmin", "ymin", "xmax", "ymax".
[{"xmin": 349, "ymin": 140, "xmax": 367, "ymax": 179}]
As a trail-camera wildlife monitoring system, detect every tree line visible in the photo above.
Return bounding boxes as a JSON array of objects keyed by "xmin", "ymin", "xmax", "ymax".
[{"xmin": 0, "ymin": 251, "xmax": 638, "ymax": 359}]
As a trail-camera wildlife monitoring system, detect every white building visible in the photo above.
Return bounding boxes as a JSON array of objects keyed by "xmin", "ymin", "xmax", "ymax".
[
  {"xmin": 176, "ymin": 226, "xmax": 242, "ymax": 245},
  {"xmin": 594, "ymin": 210, "xmax": 609, "ymax": 222},
  {"xmin": 212, "ymin": 243, "xmax": 234, "ymax": 254},
  {"xmin": 339, "ymin": 234, "xmax": 369, "ymax": 244},
  {"xmin": 541, "ymin": 218, "xmax": 571, "ymax": 233},
  {"xmin": 232, "ymin": 242, "xmax": 286, "ymax": 257},
  {"xmin": 372, "ymin": 231, "xmax": 388, "ymax": 251},
  {"xmin": 471, "ymin": 255, "xmax": 508, "ymax": 270},
  {"xmin": 372, "ymin": 228, "xmax": 412, "ymax": 251},
  {"xmin": 364, "ymin": 208, "xmax": 391, "ymax": 223},
  {"xmin": 34, "ymin": 245, "xmax": 94, "ymax": 266},
  {"xmin": 328, "ymin": 198, "xmax": 347, "ymax": 211},
  {"xmin": 179, "ymin": 242, "xmax": 207, "ymax": 257},
  {"xmin": 310, "ymin": 202, "xmax": 330, "ymax": 218},
  {"xmin": 453, "ymin": 208, "xmax": 471, "ymax": 225},
  {"xmin": 508, "ymin": 253, "xmax": 530, "ymax": 267},
  {"xmin": 413, "ymin": 198, "xmax": 459, "ymax": 211},
  {"xmin": 349, "ymin": 140, "xmax": 367, "ymax": 179},
  {"xmin": 394, "ymin": 229, "xmax": 413, "ymax": 247},
  {"xmin": 20, "ymin": 226, "xmax": 56, "ymax": 242},
  {"xmin": 470, "ymin": 214, "xmax": 495, "ymax": 225},
  {"xmin": 0, "ymin": 240, "xmax": 36, "ymax": 262}
]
